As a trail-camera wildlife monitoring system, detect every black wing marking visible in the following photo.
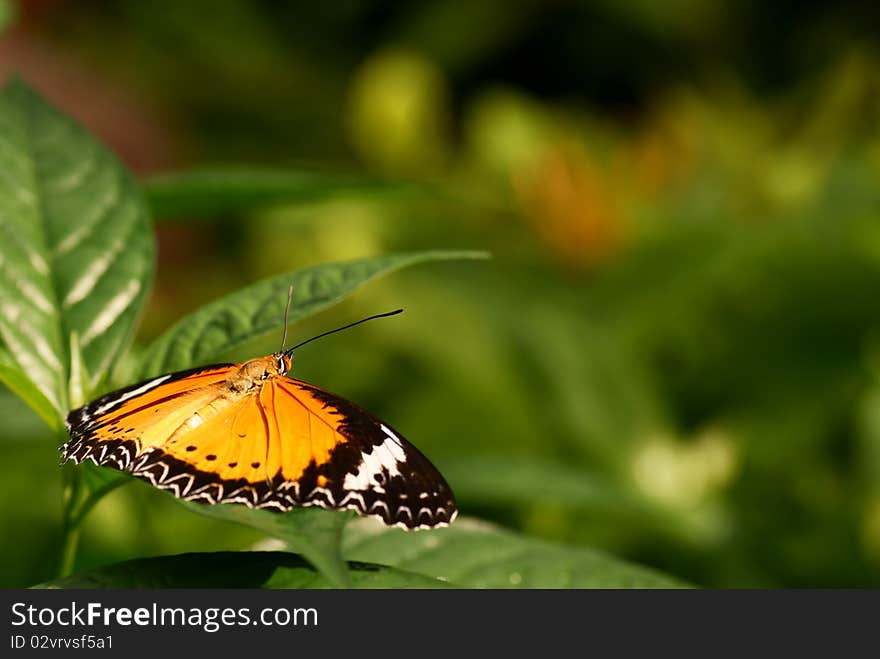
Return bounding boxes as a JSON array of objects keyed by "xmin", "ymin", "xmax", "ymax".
[{"xmin": 282, "ymin": 378, "xmax": 458, "ymax": 530}]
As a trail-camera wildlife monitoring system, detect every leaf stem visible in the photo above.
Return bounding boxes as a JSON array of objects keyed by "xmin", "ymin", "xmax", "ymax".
[
  {"xmin": 69, "ymin": 478, "xmax": 127, "ymax": 529},
  {"xmin": 57, "ymin": 464, "xmax": 129, "ymax": 578},
  {"xmin": 58, "ymin": 463, "xmax": 83, "ymax": 577}
]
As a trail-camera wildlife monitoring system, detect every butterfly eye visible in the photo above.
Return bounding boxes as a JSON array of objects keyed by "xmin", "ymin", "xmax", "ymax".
[{"xmin": 277, "ymin": 355, "xmax": 287, "ymax": 373}]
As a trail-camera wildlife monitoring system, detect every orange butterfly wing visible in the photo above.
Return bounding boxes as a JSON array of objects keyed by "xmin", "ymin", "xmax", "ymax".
[
  {"xmin": 64, "ymin": 364, "xmax": 235, "ymax": 468},
  {"xmin": 63, "ymin": 358, "xmax": 457, "ymax": 529}
]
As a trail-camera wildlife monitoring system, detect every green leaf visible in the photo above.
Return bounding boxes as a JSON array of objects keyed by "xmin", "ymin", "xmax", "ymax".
[
  {"xmin": 0, "ymin": 79, "xmax": 154, "ymax": 416},
  {"xmin": 181, "ymin": 503, "xmax": 354, "ymax": 588},
  {"xmin": 0, "ymin": 347, "xmax": 60, "ymax": 432},
  {"xmin": 138, "ymin": 250, "xmax": 488, "ymax": 378},
  {"xmin": 143, "ymin": 167, "xmax": 420, "ymax": 219},
  {"xmin": 343, "ymin": 517, "xmax": 691, "ymax": 588},
  {"xmin": 34, "ymin": 551, "xmax": 444, "ymax": 588},
  {"xmin": 265, "ymin": 561, "xmax": 450, "ymax": 588}
]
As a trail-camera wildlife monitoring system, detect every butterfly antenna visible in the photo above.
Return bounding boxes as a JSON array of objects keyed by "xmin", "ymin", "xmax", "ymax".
[
  {"xmin": 279, "ymin": 285, "xmax": 294, "ymax": 353},
  {"xmin": 284, "ymin": 309, "xmax": 403, "ymax": 356}
]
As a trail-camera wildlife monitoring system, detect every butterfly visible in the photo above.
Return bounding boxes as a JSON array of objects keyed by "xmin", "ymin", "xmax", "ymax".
[{"xmin": 61, "ymin": 306, "xmax": 457, "ymax": 530}]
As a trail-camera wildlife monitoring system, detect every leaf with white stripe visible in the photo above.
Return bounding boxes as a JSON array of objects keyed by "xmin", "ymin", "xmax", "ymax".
[
  {"xmin": 0, "ymin": 346, "xmax": 59, "ymax": 432},
  {"xmin": 0, "ymin": 79, "xmax": 154, "ymax": 419}
]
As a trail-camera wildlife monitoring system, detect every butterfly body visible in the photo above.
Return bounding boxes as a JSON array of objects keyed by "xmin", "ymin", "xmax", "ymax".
[{"xmin": 63, "ymin": 353, "xmax": 457, "ymax": 530}]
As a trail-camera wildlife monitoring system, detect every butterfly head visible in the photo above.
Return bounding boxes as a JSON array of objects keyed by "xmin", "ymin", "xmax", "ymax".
[{"xmin": 274, "ymin": 352, "xmax": 292, "ymax": 376}]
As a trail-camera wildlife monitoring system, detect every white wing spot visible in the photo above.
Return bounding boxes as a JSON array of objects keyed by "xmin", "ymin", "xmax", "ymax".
[
  {"xmin": 380, "ymin": 423, "xmax": 405, "ymax": 450},
  {"xmin": 343, "ymin": 437, "xmax": 406, "ymax": 491},
  {"xmin": 94, "ymin": 374, "xmax": 172, "ymax": 415}
]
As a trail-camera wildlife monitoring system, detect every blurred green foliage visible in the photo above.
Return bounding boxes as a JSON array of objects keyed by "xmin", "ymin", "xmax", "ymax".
[{"xmin": 2, "ymin": 0, "xmax": 880, "ymax": 588}]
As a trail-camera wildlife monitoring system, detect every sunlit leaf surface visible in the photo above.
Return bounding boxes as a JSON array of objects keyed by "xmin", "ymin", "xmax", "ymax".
[
  {"xmin": 344, "ymin": 518, "xmax": 690, "ymax": 588},
  {"xmin": 0, "ymin": 80, "xmax": 154, "ymax": 416}
]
